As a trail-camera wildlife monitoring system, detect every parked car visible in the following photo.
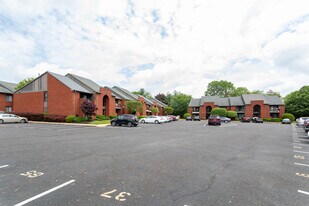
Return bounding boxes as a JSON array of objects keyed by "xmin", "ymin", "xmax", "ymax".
[
  {"xmin": 0, "ymin": 114, "xmax": 28, "ymax": 124},
  {"xmin": 304, "ymin": 120, "xmax": 309, "ymax": 132},
  {"xmin": 139, "ymin": 116, "xmax": 163, "ymax": 124},
  {"xmin": 193, "ymin": 116, "xmax": 200, "ymax": 121},
  {"xmin": 241, "ymin": 117, "xmax": 251, "ymax": 122},
  {"xmin": 167, "ymin": 115, "xmax": 177, "ymax": 121},
  {"xmin": 220, "ymin": 116, "xmax": 231, "ymax": 123},
  {"xmin": 186, "ymin": 116, "xmax": 192, "ymax": 121},
  {"xmin": 208, "ymin": 115, "xmax": 221, "ymax": 126},
  {"xmin": 160, "ymin": 116, "xmax": 171, "ymax": 123},
  {"xmin": 252, "ymin": 117, "xmax": 263, "ymax": 123},
  {"xmin": 296, "ymin": 117, "xmax": 309, "ymax": 126},
  {"xmin": 282, "ymin": 118, "xmax": 291, "ymax": 124},
  {"xmin": 110, "ymin": 114, "xmax": 138, "ymax": 127}
]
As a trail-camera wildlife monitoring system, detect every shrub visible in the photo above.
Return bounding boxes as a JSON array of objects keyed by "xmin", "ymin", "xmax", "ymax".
[
  {"xmin": 44, "ymin": 115, "xmax": 66, "ymax": 122},
  {"xmin": 210, "ymin": 108, "xmax": 227, "ymax": 117},
  {"xmin": 263, "ymin": 118, "xmax": 282, "ymax": 122},
  {"xmin": 138, "ymin": 116, "xmax": 146, "ymax": 119},
  {"xmin": 184, "ymin": 113, "xmax": 191, "ymax": 118},
  {"xmin": 235, "ymin": 117, "xmax": 240, "ymax": 121},
  {"xmin": 74, "ymin": 117, "xmax": 86, "ymax": 123},
  {"xmin": 282, "ymin": 113, "xmax": 295, "ymax": 121},
  {"xmin": 109, "ymin": 115, "xmax": 117, "ymax": 119},
  {"xmin": 150, "ymin": 106, "xmax": 159, "ymax": 114},
  {"xmin": 227, "ymin": 111, "xmax": 237, "ymax": 119},
  {"xmin": 80, "ymin": 99, "xmax": 98, "ymax": 120},
  {"xmin": 96, "ymin": 115, "xmax": 110, "ymax": 120},
  {"xmin": 164, "ymin": 106, "xmax": 174, "ymax": 115},
  {"xmin": 65, "ymin": 115, "xmax": 76, "ymax": 123}
]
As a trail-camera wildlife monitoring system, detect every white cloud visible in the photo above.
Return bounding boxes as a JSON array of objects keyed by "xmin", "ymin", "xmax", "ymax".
[{"xmin": 0, "ymin": 0, "xmax": 309, "ymax": 97}]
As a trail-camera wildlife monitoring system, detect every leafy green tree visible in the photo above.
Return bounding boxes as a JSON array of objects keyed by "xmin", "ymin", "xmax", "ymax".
[
  {"xmin": 205, "ymin": 80, "xmax": 235, "ymax": 97},
  {"xmin": 184, "ymin": 113, "xmax": 191, "ymax": 118},
  {"xmin": 166, "ymin": 92, "xmax": 173, "ymax": 106},
  {"xmin": 132, "ymin": 88, "xmax": 152, "ymax": 99},
  {"xmin": 164, "ymin": 106, "xmax": 174, "ymax": 115},
  {"xmin": 285, "ymin": 86, "xmax": 309, "ymax": 118},
  {"xmin": 227, "ymin": 111, "xmax": 237, "ymax": 119},
  {"xmin": 251, "ymin": 90, "xmax": 264, "ymax": 94},
  {"xmin": 210, "ymin": 108, "xmax": 227, "ymax": 116},
  {"xmin": 15, "ymin": 77, "xmax": 35, "ymax": 90},
  {"xmin": 169, "ymin": 91, "xmax": 192, "ymax": 117},
  {"xmin": 155, "ymin": 93, "xmax": 167, "ymax": 104},
  {"xmin": 150, "ymin": 106, "xmax": 159, "ymax": 115},
  {"xmin": 231, "ymin": 87, "xmax": 251, "ymax": 96},
  {"xmin": 126, "ymin": 100, "xmax": 143, "ymax": 114}
]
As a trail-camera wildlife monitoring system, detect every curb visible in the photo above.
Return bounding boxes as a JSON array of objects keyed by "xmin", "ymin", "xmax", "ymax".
[{"xmin": 28, "ymin": 121, "xmax": 109, "ymax": 127}]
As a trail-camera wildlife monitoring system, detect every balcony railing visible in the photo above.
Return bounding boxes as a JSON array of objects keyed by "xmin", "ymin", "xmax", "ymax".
[{"xmin": 270, "ymin": 109, "xmax": 279, "ymax": 113}]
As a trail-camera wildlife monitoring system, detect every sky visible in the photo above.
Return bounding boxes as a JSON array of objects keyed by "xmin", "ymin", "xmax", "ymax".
[{"xmin": 0, "ymin": 0, "xmax": 309, "ymax": 98}]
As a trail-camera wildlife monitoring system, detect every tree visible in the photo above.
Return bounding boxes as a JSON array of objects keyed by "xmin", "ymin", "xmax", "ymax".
[
  {"xmin": 132, "ymin": 88, "xmax": 152, "ymax": 99},
  {"xmin": 227, "ymin": 111, "xmax": 237, "ymax": 119},
  {"xmin": 155, "ymin": 93, "xmax": 167, "ymax": 104},
  {"xmin": 251, "ymin": 90, "xmax": 263, "ymax": 94},
  {"xmin": 15, "ymin": 77, "xmax": 35, "ymax": 90},
  {"xmin": 266, "ymin": 89, "xmax": 281, "ymax": 97},
  {"xmin": 210, "ymin": 108, "xmax": 227, "ymax": 116},
  {"xmin": 169, "ymin": 91, "xmax": 192, "ymax": 117},
  {"xmin": 205, "ymin": 80, "xmax": 235, "ymax": 97},
  {"xmin": 282, "ymin": 113, "xmax": 295, "ymax": 121},
  {"xmin": 285, "ymin": 86, "xmax": 309, "ymax": 118},
  {"xmin": 126, "ymin": 100, "xmax": 143, "ymax": 114},
  {"xmin": 231, "ymin": 87, "xmax": 251, "ymax": 96},
  {"xmin": 80, "ymin": 99, "xmax": 98, "ymax": 120},
  {"xmin": 166, "ymin": 92, "xmax": 173, "ymax": 105},
  {"xmin": 164, "ymin": 106, "xmax": 174, "ymax": 115},
  {"xmin": 150, "ymin": 106, "xmax": 159, "ymax": 115}
]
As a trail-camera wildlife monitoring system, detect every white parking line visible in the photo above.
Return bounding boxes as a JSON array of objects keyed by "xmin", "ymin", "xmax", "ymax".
[
  {"xmin": 294, "ymin": 150, "xmax": 309, "ymax": 154},
  {"xmin": 298, "ymin": 190, "xmax": 309, "ymax": 196},
  {"xmin": 0, "ymin": 165, "xmax": 9, "ymax": 169},
  {"xmin": 14, "ymin": 180, "xmax": 75, "ymax": 206},
  {"xmin": 295, "ymin": 163, "xmax": 309, "ymax": 167}
]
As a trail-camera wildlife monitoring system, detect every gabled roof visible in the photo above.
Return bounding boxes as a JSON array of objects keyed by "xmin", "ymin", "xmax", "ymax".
[
  {"xmin": 241, "ymin": 94, "xmax": 269, "ymax": 105},
  {"xmin": 152, "ymin": 98, "xmax": 167, "ymax": 107},
  {"xmin": 0, "ymin": 81, "xmax": 17, "ymax": 94},
  {"xmin": 112, "ymin": 86, "xmax": 138, "ymax": 101},
  {"xmin": 105, "ymin": 87, "xmax": 125, "ymax": 100},
  {"xmin": 66, "ymin": 73, "xmax": 101, "ymax": 93},
  {"xmin": 49, "ymin": 72, "xmax": 92, "ymax": 94},
  {"xmin": 264, "ymin": 95, "xmax": 284, "ymax": 105},
  {"xmin": 229, "ymin": 96, "xmax": 244, "ymax": 106},
  {"xmin": 139, "ymin": 95, "xmax": 154, "ymax": 105},
  {"xmin": 188, "ymin": 98, "xmax": 200, "ymax": 107}
]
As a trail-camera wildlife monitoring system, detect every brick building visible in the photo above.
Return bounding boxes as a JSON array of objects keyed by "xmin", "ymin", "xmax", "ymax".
[
  {"xmin": 0, "ymin": 81, "xmax": 17, "ymax": 113},
  {"xmin": 11, "ymin": 71, "xmax": 166, "ymax": 117},
  {"xmin": 188, "ymin": 94, "xmax": 285, "ymax": 120}
]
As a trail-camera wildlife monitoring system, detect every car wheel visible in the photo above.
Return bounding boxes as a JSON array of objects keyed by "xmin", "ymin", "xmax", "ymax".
[
  {"xmin": 0, "ymin": 119, "xmax": 3, "ymax": 124},
  {"xmin": 155, "ymin": 120, "xmax": 159, "ymax": 124},
  {"xmin": 128, "ymin": 122, "xmax": 132, "ymax": 127},
  {"xmin": 141, "ymin": 120, "xmax": 145, "ymax": 123},
  {"xmin": 224, "ymin": 120, "xmax": 227, "ymax": 123},
  {"xmin": 20, "ymin": 119, "xmax": 26, "ymax": 123},
  {"xmin": 111, "ymin": 122, "xmax": 116, "ymax": 126}
]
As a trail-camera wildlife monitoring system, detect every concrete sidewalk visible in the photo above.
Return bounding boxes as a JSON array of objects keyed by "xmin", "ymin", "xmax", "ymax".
[{"xmin": 28, "ymin": 121, "xmax": 109, "ymax": 127}]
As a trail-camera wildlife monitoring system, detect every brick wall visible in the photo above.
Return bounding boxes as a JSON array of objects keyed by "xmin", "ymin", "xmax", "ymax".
[
  {"xmin": 13, "ymin": 92, "xmax": 44, "ymax": 113},
  {"xmin": 199, "ymin": 102, "xmax": 217, "ymax": 120},
  {"xmin": 245, "ymin": 100, "xmax": 270, "ymax": 118},
  {"xmin": 0, "ymin": 93, "xmax": 13, "ymax": 112},
  {"xmin": 97, "ymin": 87, "xmax": 117, "ymax": 116},
  {"xmin": 279, "ymin": 105, "xmax": 285, "ymax": 118}
]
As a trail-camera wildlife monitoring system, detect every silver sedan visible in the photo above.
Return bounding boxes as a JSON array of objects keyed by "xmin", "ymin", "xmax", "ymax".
[{"xmin": 0, "ymin": 114, "xmax": 28, "ymax": 124}]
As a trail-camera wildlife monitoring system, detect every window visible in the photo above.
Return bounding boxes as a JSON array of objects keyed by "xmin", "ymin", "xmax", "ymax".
[
  {"xmin": 44, "ymin": 92, "xmax": 48, "ymax": 102},
  {"xmin": 43, "ymin": 92, "xmax": 48, "ymax": 112},
  {"xmin": 6, "ymin": 95, "xmax": 12, "ymax": 102},
  {"xmin": 6, "ymin": 107, "xmax": 12, "ymax": 112}
]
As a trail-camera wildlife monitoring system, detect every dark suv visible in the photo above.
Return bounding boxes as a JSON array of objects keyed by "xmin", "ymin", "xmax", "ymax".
[
  {"xmin": 110, "ymin": 114, "xmax": 139, "ymax": 127},
  {"xmin": 208, "ymin": 115, "xmax": 221, "ymax": 126}
]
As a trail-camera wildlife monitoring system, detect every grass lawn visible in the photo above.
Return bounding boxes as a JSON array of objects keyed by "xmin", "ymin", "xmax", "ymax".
[{"xmin": 89, "ymin": 120, "xmax": 111, "ymax": 125}]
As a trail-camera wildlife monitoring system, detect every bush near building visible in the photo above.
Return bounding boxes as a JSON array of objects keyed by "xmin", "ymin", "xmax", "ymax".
[
  {"xmin": 96, "ymin": 115, "xmax": 110, "ymax": 120},
  {"xmin": 282, "ymin": 113, "xmax": 295, "ymax": 121},
  {"xmin": 14, "ymin": 113, "xmax": 66, "ymax": 122},
  {"xmin": 164, "ymin": 106, "xmax": 174, "ymax": 115},
  {"xmin": 227, "ymin": 111, "xmax": 237, "ymax": 119},
  {"xmin": 150, "ymin": 106, "xmax": 159, "ymax": 115},
  {"xmin": 65, "ymin": 115, "xmax": 76, "ymax": 123},
  {"xmin": 184, "ymin": 113, "xmax": 191, "ymax": 118},
  {"xmin": 109, "ymin": 115, "xmax": 117, "ymax": 119},
  {"xmin": 210, "ymin": 108, "xmax": 227, "ymax": 117},
  {"xmin": 263, "ymin": 118, "xmax": 282, "ymax": 122},
  {"xmin": 126, "ymin": 100, "xmax": 143, "ymax": 114}
]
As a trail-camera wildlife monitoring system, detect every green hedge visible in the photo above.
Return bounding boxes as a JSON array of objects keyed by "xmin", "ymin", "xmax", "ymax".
[
  {"xmin": 263, "ymin": 118, "xmax": 282, "ymax": 122},
  {"xmin": 282, "ymin": 113, "xmax": 295, "ymax": 121},
  {"xmin": 65, "ymin": 115, "xmax": 76, "ymax": 123},
  {"xmin": 14, "ymin": 112, "xmax": 66, "ymax": 122},
  {"xmin": 184, "ymin": 113, "xmax": 191, "ymax": 118},
  {"xmin": 227, "ymin": 111, "xmax": 237, "ymax": 119},
  {"xmin": 96, "ymin": 115, "xmax": 110, "ymax": 120},
  {"xmin": 109, "ymin": 115, "xmax": 117, "ymax": 119},
  {"xmin": 138, "ymin": 116, "xmax": 146, "ymax": 119},
  {"xmin": 74, "ymin": 117, "xmax": 86, "ymax": 123}
]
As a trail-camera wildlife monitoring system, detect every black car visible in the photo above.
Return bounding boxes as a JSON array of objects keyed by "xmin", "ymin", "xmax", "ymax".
[{"xmin": 110, "ymin": 114, "xmax": 139, "ymax": 127}]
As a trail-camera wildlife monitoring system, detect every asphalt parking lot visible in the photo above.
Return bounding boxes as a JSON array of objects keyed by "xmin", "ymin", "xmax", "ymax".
[{"xmin": 0, "ymin": 121, "xmax": 309, "ymax": 206}]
